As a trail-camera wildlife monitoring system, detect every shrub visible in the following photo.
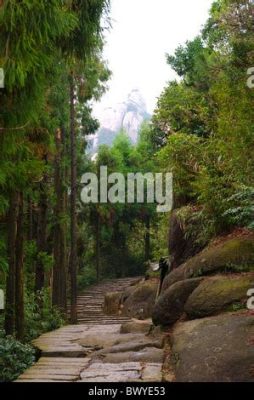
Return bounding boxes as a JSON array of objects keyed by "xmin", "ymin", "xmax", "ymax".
[
  {"xmin": 77, "ymin": 265, "xmax": 97, "ymax": 290},
  {"xmin": 24, "ymin": 288, "xmax": 65, "ymax": 341},
  {"xmin": 176, "ymin": 205, "xmax": 215, "ymax": 247},
  {"xmin": 0, "ymin": 331, "xmax": 35, "ymax": 382},
  {"xmin": 223, "ymin": 186, "xmax": 254, "ymax": 229},
  {"xmin": 157, "ymin": 133, "xmax": 203, "ymax": 204}
]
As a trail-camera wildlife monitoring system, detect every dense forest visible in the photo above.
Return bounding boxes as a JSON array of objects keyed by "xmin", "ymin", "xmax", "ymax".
[{"xmin": 0, "ymin": 0, "xmax": 254, "ymax": 382}]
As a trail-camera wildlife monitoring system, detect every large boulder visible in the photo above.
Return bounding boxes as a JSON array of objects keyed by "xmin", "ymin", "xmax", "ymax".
[
  {"xmin": 103, "ymin": 292, "xmax": 123, "ymax": 315},
  {"xmin": 122, "ymin": 279, "xmax": 158, "ymax": 320},
  {"xmin": 163, "ymin": 235, "xmax": 254, "ymax": 292},
  {"xmin": 185, "ymin": 273, "xmax": 254, "ymax": 319},
  {"xmin": 170, "ymin": 311, "xmax": 254, "ymax": 382},
  {"xmin": 152, "ymin": 278, "xmax": 203, "ymax": 326}
]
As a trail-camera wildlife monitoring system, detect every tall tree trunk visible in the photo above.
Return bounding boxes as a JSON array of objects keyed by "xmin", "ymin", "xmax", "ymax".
[
  {"xmin": 63, "ymin": 128, "xmax": 69, "ymax": 297},
  {"xmin": 95, "ymin": 209, "xmax": 100, "ymax": 283},
  {"xmin": 27, "ymin": 195, "xmax": 33, "ymax": 242},
  {"xmin": 69, "ymin": 73, "xmax": 77, "ymax": 324},
  {"xmin": 15, "ymin": 192, "xmax": 24, "ymax": 340},
  {"xmin": 144, "ymin": 215, "xmax": 151, "ymax": 262},
  {"xmin": 53, "ymin": 128, "xmax": 67, "ymax": 313},
  {"xmin": 35, "ymin": 178, "xmax": 48, "ymax": 293},
  {"xmin": 5, "ymin": 191, "xmax": 19, "ymax": 335},
  {"xmin": 113, "ymin": 222, "xmax": 125, "ymax": 278}
]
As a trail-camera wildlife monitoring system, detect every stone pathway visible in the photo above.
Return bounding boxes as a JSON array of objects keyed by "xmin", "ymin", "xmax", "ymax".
[
  {"xmin": 17, "ymin": 277, "xmax": 165, "ymax": 382},
  {"xmin": 74, "ymin": 277, "xmax": 142, "ymax": 324}
]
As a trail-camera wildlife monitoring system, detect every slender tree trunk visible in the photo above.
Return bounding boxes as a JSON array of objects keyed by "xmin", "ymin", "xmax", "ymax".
[
  {"xmin": 59, "ymin": 127, "xmax": 67, "ymax": 313},
  {"xmin": 53, "ymin": 128, "xmax": 67, "ymax": 312},
  {"xmin": 35, "ymin": 179, "xmax": 48, "ymax": 293},
  {"xmin": 144, "ymin": 215, "xmax": 151, "ymax": 262},
  {"xmin": 114, "ymin": 222, "xmax": 125, "ymax": 278},
  {"xmin": 63, "ymin": 128, "xmax": 69, "ymax": 297},
  {"xmin": 5, "ymin": 191, "xmax": 19, "ymax": 335},
  {"xmin": 69, "ymin": 72, "xmax": 77, "ymax": 324},
  {"xmin": 27, "ymin": 195, "xmax": 33, "ymax": 241},
  {"xmin": 15, "ymin": 192, "xmax": 24, "ymax": 340},
  {"xmin": 95, "ymin": 209, "xmax": 100, "ymax": 283}
]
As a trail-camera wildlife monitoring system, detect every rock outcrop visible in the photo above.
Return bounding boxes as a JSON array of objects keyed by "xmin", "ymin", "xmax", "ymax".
[
  {"xmin": 152, "ymin": 278, "xmax": 203, "ymax": 326},
  {"xmin": 185, "ymin": 273, "xmax": 254, "ymax": 318},
  {"xmin": 122, "ymin": 279, "xmax": 158, "ymax": 320},
  {"xmin": 170, "ymin": 311, "xmax": 254, "ymax": 382},
  {"xmin": 162, "ymin": 235, "xmax": 254, "ymax": 292},
  {"xmin": 89, "ymin": 89, "xmax": 151, "ymax": 153},
  {"xmin": 103, "ymin": 278, "xmax": 158, "ymax": 320},
  {"xmin": 151, "ymin": 232, "xmax": 254, "ymax": 382}
]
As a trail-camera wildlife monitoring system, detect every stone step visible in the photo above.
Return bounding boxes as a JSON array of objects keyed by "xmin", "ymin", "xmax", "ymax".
[
  {"xmin": 70, "ymin": 277, "xmax": 143, "ymax": 324},
  {"xmin": 16, "ymin": 277, "xmax": 165, "ymax": 383}
]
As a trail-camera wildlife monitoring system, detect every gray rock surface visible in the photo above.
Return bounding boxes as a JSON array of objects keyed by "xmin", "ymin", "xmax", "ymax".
[
  {"xmin": 152, "ymin": 278, "xmax": 203, "ymax": 326},
  {"xmin": 120, "ymin": 319, "xmax": 153, "ymax": 334},
  {"xmin": 123, "ymin": 279, "xmax": 158, "ymax": 320},
  {"xmin": 102, "ymin": 347, "xmax": 164, "ymax": 364},
  {"xmin": 162, "ymin": 236, "xmax": 254, "ymax": 292},
  {"xmin": 185, "ymin": 273, "xmax": 254, "ymax": 318},
  {"xmin": 170, "ymin": 311, "xmax": 254, "ymax": 382}
]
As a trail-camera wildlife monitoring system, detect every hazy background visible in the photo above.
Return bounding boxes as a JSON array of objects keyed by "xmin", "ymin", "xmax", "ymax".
[{"xmin": 94, "ymin": 0, "xmax": 213, "ymax": 116}]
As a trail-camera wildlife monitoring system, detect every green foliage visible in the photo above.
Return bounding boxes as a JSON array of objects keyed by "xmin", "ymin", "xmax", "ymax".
[
  {"xmin": 167, "ymin": 37, "xmax": 209, "ymax": 84},
  {"xmin": 1, "ymin": 0, "xmax": 254, "ymax": 382},
  {"xmin": 150, "ymin": 213, "xmax": 169, "ymax": 260},
  {"xmin": 78, "ymin": 266, "xmax": 97, "ymax": 291},
  {"xmin": 36, "ymin": 252, "xmax": 54, "ymax": 274},
  {"xmin": 154, "ymin": 0, "xmax": 254, "ymax": 235},
  {"xmin": 0, "ymin": 332, "xmax": 35, "ymax": 382},
  {"xmin": 24, "ymin": 289, "xmax": 65, "ymax": 342},
  {"xmin": 0, "ymin": 0, "xmax": 111, "ymax": 381},
  {"xmin": 176, "ymin": 206, "xmax": 215, "ymax": 248},
  {"xmin": 227, "ymin": 302, "xmax": 246, "ymax": 312},
  {"xmin": 80, "ymin": 128, "xmax": 160, "ymax": 280},
  {"xmin": 157, "ymin": 133, "xmax": 202, "ymax": 204},
  {"xmin": 0, "ymin": 0, "xmax": 76, "ymax": 90},
  {"xmin": 223, "ymin": 187, "xmax": 254, "ymax": 229},
  {"xmin": 153, "ymin": 81, "xmax": 211, "ymax": 137}
]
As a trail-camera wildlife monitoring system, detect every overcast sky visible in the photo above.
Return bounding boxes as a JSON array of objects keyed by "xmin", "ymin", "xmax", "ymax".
[{"xmin": 94, "ymin": 0, "xmax": 213, "ymax": 115}]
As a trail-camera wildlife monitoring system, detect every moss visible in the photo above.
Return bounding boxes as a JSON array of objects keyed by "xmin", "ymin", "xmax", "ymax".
[
  {"xmin": 223, "ymin": 263, "xmax": 254, "ymax": 273},
  {"xmin": 185, "ymin": 274, "xmax": 254, "ymax": 319},
  {"xmin": 226, "ymin": 302, "xmax": 246, "ymax": 312},
  {"xmin": 195, "ymin": 238, "xmax": 254, "ymax": 270}
]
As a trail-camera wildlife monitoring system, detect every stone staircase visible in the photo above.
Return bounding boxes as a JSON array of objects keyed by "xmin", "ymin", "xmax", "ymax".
[
  {"xmin": 70, "ymin": 276, "xmax": 142, "ymax": 325},
  {"xmin": 16, "ymin": 276, "xmax": 165, "ymax": 382}
]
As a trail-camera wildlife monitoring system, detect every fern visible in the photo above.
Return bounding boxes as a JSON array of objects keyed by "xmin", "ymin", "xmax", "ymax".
[{"xmin": 223, "ymin": 186, "xmax": 254, "ymax": 229}]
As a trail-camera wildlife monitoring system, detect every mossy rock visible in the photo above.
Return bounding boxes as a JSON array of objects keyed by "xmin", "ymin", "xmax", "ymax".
[
  {"xmin": 152, "ymin": 278, "xmax": 203, "ymax": 327},
  {"xmin": 170, "ymin": 311, "xmax": 254, "ymax": 382},
  {"xmin": 162, "ymin": 236, "xmax": 254, "ymax": 292},
  {"xmin": 122, "ymin": 279, "xmax": 158, "ymax": 320},
  {"xmin": 184, "ymin": 273, "xmax": 254, "ymax": 319}
]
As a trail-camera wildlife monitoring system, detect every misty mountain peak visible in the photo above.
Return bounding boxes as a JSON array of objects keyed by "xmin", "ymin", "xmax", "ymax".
[{"xmin": 89, "ymin": 89, "xmax": 150, "ymax": 152}]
